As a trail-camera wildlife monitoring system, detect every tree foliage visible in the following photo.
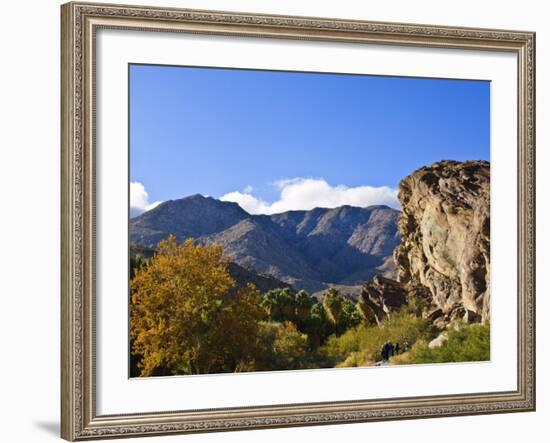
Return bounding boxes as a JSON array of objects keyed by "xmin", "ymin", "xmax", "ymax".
[
  {"xmin": 130, "ymin": 254, "xmax": 148, "ymax": 280},
  {"xmin": 319, "ymin": 288, "xmax": 361, "ymax": 335},
  {"xmin": 129, "ymin": 235, "xmax": 483, "ymax": 375},
  {"xmin": 272, "ymin": 322, "xmax": 309, "ymax": 370},
  {"xmin": 294, "ymin": 290, "xmax": 314, "ymax": 327},
  {"xmin": 260, "ymin": 287, "xmax": 296, "ymax": 322},
  {"xmin": 130, "ymin": 235, "xmax": 263, "ymax": 376},
  {"xmin": 303, "ymin": 302, "xmax": 331, "ymax": 348},
  {"xmin": 322, "ymin": 288, "xmax": 343, "ymax": 326}
]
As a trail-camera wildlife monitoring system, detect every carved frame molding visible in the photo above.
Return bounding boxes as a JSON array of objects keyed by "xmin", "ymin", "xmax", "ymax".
[{"xmin": 61, "ymin": 2, "xmax": 535, "ymax": 440}]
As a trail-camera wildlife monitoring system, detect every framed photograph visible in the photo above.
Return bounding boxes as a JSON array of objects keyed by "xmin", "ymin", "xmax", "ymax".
[{"xmin": 61, "ymin": 2, "xmax": 536, "ymax": 440}]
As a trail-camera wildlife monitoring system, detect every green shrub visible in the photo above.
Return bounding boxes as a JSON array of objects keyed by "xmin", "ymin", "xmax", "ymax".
[
  {"xmin": 324, "ymin": 324, "xmax": 367, "ymax": 363},
  {"xmin": 272, "ymin": 321, "xmax": 309, "ymax": 369},
  {"xmin": 324, "ymin": 309, "xmax": 438, "ymax": 367},
  {"xmin": 404, "ymin": 322, "xmax": 490, "ymax": 364},
  {"xmin": 254, "ymin": 321, "xmax": 311, "ymax": 370}
]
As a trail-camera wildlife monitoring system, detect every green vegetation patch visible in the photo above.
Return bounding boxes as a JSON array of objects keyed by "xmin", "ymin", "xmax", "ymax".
[
  {"xmin": 393, "ymin": 322, "xmax": 490, "ymax": 365},
  {"xmin": 324, "ymin": 309, "xmax": 438, "ymax": 367}
]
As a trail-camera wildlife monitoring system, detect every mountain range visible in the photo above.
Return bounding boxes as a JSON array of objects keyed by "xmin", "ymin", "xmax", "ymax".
[{"xmin": 129, "ymin": 194, "xmax": 400, "ymax": 294}]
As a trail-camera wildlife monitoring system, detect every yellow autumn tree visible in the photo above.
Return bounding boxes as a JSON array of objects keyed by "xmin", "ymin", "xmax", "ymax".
[{"xmin": 130, "ymin": 235, "xmax": 263, "ymax": 376}]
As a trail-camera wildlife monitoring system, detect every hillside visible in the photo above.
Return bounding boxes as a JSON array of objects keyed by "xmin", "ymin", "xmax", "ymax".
[
  {"xmin": 129, "ymin": 195, "xmax": 400, "ymax": 294},
  {"xmin": 129, "ymin": 243, "xmax": 292, "ymax": 294}
]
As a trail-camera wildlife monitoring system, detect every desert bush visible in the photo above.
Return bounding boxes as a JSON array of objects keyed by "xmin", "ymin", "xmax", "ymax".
[
  {"xmin": 324, "ymin": 309, "xmax": 438, "ymax": 367},
  {"xmin": 255, "ymin": 321, "xmax": 310, "ymax": 370},
  {"xmin": 272, "ymin": 322, "xmax": 309, "ymax": 370},
  {"xmin": 403, "ymin": 322, "xmax": 490, "ymax": 364}
]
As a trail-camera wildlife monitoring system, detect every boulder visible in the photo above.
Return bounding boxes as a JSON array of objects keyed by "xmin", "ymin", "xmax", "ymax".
[
  {"xmin": 428, "ymin": 332, "xmax": 449, "ymax": 349},
  {"xmin": 394, "ymin": 160, "xmax": 490, "ymax": 322}
]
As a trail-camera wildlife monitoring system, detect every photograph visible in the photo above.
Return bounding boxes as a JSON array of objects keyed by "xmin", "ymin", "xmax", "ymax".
[{"xmin": 128, "ymin": 64, "xmax": 491, "ymax": 377}]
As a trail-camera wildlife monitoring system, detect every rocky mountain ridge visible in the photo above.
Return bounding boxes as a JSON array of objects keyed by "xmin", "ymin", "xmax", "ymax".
[
  {"xmin": 130, "ymin": 195, "xmax": 400, "ymax": 294},
  {"xmin": 131, "ymin": 159, "xmax": 491, "ymax": 326}
]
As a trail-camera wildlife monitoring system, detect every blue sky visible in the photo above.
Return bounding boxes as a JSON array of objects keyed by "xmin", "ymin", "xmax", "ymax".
[{"xmin": 129, "ymin": 64, "xmax": 489, "ymax": 216}]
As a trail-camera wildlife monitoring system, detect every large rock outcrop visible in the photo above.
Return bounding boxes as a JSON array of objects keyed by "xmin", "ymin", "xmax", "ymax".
[
  {"xmin": 360, "ymin": 275, "xmax": 407, "ymax": 324},
  {"xmin": 394, "ymin": 160, "xmax": 490, "ymax": 322}
]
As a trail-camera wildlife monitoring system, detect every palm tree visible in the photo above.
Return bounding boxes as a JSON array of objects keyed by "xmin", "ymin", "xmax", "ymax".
[
  {"xmin": 356, "ymin": 298, "xmax": 373, "ymax": 323},
  {"xmin": 294, "ymin": 290, "xmax": 313, "ymax": 325},
  {"xmin": 260, "ymin": 290, "xmax": 281, "ymax": 320},
  {"xmin": 278, "ymin": 288, "xmax": 296, "ymax": 321},
  {"xmin": 322, "ymin": 288, "xmax": 343, "ymax": 328},
  {"xmin": 305, "ymin": 302, "xmax": 329, "ymax": 348},
  {"xmin": 261, "ymin": 288, "xmax": 296, "ymax": 322},
  {"xmin": 340, "ymin": 299, "xmax": 361, "ymax": 332}
]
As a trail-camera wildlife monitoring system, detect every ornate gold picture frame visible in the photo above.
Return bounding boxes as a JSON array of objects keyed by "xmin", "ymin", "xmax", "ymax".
[{"xmin": 61, "ymin": 2, "xmax": 535, "ymax": 440}]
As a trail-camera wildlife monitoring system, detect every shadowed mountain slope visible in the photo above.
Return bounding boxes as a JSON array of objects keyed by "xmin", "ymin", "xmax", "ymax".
[{"xmin": 130, "ymin": 195, "xmax": 400, "ymax": 293}]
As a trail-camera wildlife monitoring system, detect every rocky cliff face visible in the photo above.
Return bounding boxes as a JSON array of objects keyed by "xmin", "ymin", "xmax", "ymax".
[
  {"xmin": 360, "ymin": 275, "xmax": 408, "ymax": 324},
  {"xmin": 394, "ymin": 160, "xmax": 490, "ymax": 322}
]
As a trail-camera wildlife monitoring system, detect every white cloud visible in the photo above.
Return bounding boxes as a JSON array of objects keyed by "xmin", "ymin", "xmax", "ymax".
[
  {"xmin": 220, "ymin": 191, "xmax": 271, "ymax": 214},
  {"xmin": 130, "ymin": 182, "xmax": 162, "ymax": 218},
  {"xmin": 220, "ymin": 178, "xmax": 399, "ymax": 215}
]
